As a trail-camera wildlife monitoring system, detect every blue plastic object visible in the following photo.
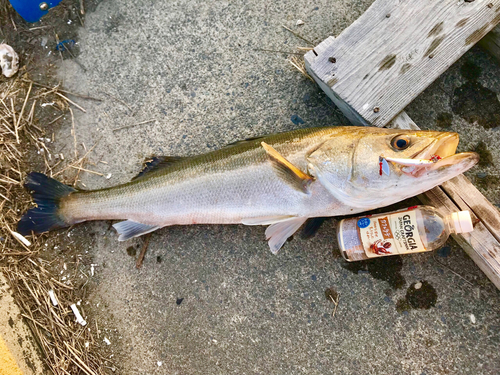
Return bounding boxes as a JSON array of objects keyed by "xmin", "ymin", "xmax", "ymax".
[{"xmin": 9, "ymin": 0, "xmax": 62, "ymax": 23}]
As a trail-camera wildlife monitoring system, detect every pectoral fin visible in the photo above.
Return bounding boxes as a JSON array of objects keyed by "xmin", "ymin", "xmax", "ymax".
[
  {"xmin": 265, "ymin": 217, "xmax": 308, "ymax": 254},
  {"xmin": 261, "ymin": 142, "xmax": 313, "ymax": 193},
  {"xmin": 113, "ymin": 220, "xmax": 161, "ymax": 241}
]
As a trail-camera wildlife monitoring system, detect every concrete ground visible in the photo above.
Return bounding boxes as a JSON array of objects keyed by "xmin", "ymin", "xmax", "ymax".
[{"xmin": 41, "ymin": 0, "xmax": 500, "ymax": 373}]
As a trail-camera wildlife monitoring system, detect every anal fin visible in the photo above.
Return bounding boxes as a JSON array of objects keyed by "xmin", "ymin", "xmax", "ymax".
[
  {"xmin": 265, "ymin": 217, "xmax": 308, "ymax": 254},
  {"xmin": 261, "ymin": 142, "xmax": 313, "ymax": 193},
  {"xmin": 113, "ymin": 220, "xmax": 161, "ymax": 241}
]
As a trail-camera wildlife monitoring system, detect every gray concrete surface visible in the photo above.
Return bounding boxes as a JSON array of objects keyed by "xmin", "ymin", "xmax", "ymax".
[{"xmin": 51, "ymin": 0, "xmax": 500, "ymax": 373}]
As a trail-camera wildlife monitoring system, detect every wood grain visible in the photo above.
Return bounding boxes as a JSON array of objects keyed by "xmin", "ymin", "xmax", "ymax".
[
  {"xmin": 306, "ymin": 0, "xmax": 500, "ymax": 127},
  {"xmin": 480, "ymin": 24, "xmax": 500, "ymax": 61}
]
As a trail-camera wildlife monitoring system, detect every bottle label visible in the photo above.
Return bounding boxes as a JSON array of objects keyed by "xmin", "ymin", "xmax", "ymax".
[{"xmin": 357, "ymin": 210, "xmax": 425, "ymax": 257}]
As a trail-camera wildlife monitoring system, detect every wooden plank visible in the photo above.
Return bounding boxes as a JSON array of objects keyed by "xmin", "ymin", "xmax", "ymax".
[
  {"xmin": 419, "ymin": 186, "xmax": 500, "ymax": 290},
  {"xmin": 305, "ymin": 0, "xmax": 500, "ymax": 127},
  {"xmin": 390, "ymin": 112, "xmax": 500, "ymax": 289},
  {"xmin": 441, "ymin": 175, "xmax": 500, "ymax": 244},
  {"xmin": 480, "ymin": 24, "xmax": 500, "ymax": 60}
]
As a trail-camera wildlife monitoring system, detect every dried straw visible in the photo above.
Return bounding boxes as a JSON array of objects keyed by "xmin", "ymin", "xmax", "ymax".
[{"xmin": 0, "ymin": 69, "xmax": 110, "ymax": 374}]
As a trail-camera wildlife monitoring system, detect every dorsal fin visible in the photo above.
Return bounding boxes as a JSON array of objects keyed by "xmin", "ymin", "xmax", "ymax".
[
  {"xmin": 223, "ymin": 135, "xmax": 267, "ymax": 149},
  {"xmin": 132, "ymin": 156, "xmax": 186, "ymax": 180},
  {"xmin": 261, "ymin": 142, "xmax": 314, "ymax": 193}
]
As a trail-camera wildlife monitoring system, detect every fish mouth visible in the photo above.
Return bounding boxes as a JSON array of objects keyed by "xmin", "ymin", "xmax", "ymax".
[
  {"xmin": 413, "ymin": 133, "xmax": 459, "ymax": 160},
  {"xmin": 385, "ymin": 133, "xmax": 479, "ymax": 177}
]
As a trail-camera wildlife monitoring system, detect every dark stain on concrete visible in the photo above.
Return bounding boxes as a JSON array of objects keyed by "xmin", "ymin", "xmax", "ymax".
[
  {"xmin": 379, "ymin": 54, "xmax": 397, "ymax": 71},
  {"xmin": 436, "ymin": 112, "xmax": 453, "ymax": 128},
  {"xmin": 325, "ymin": 287, "xmax": 339, "ymax": 302},
  {"xmin": 342, "ymin": 256, "xmax": 405, "ymax": 289},
  {"xmin": 465, "ymin": 25, "xmax": 490, "ymax": 46},
  {"xmin": 428, "ymin": 22, "xmax": 444, "ymax": 37},
  {"xmin": 424, "ymin": 36, "xmax": 445, "ymax": 57},
  {"xmin": 396, "ymin": 280, "xmax": 437, "ymax": 312},
  {"xmin": 474, "ymin": 141, "xmax": 494, "ymax": 167},
  {"xmin": 455, "ymin": 18, "xmax": 469, "ymax": 28},
  {"xmin": 400, "ymin": 63, "xmax": 412, "ymax": 75},
  {"xmin": 126, "ymin": 246, "xmax": 137, "ymax": 257},
  {"xmin": 451, "ymin": 61, "xmax": 500, "ymax": 128},
  {"xmin": 475, "ymin": 174, "xmax": 499, "ymax": 189}
]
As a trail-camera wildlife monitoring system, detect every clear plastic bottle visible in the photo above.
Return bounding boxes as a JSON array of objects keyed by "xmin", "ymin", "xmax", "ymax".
[{"xmin": 337, "ymin": 205, "xmax": 473, "ymax": 262}]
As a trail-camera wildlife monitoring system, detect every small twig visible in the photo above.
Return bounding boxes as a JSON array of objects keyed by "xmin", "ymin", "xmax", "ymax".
[
  {"xmin": 288, "ymin": 56, "xmax": 314, "ymax": 81},
  {"xmin": 253, "ymin": 48, "xmax": 305, "ymax": 56},
  {"xmin": 25, "ymin": 80, "xmax": 102, "ymax": 101},
  {"xmin": 329, "ymin": 293, "xmax": 341, "ymax": 318},
  {"xmin": 48, "ymin": 114, "xmax": 64, "ymax": 125},
  {"xmin": 28, "ymin": 25, "xmax": 53, "ymax": 31},
  {"xmin": 68, "ymin": 165, "xmax": 104, "ymax": 176},
  {"xmin": 55, "ymin": 92, "xmax": 86, "ymax": 113},
  {"xmin": 100, "ymin": 91, "xmax": 133, "ymax": 111},
  {"xmin": 10, "ymin": 97, "xmax": 18, "ymax": 143},
  {"xmin": 69, "ymin": 107, "xmax": 77, "ymax": 159},
  {"xmin": 433, "ymin": 255, "xmax": 475, "ymax": 287},
  {"xmin": 112, "ymin": 119, "xmax": 156, "ymax": 132},
  {"xmin": 64, "ymin": 342, "xmax": 98, "ymax": 375},
  {"xmin": 281, "ymin": 25, "xmax": 314, "ymax": 45},
  {"xmin": 16, "ymin": 82, "xmax": 32, "ymax": 136},
  {"xmin": 136, "ymin": 233, "xmax": 152, "ymax": 269}
]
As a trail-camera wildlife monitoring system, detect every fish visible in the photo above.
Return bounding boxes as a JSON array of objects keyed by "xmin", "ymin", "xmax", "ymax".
[{"xmin": 18, "ymin": 126, "xmax": 479, "ymax": 253}]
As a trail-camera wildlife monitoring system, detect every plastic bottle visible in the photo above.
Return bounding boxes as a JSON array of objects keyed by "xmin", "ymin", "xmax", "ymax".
[{"xmin": 337, "ymin": 205, "xmax": 473, "ymax": 262}]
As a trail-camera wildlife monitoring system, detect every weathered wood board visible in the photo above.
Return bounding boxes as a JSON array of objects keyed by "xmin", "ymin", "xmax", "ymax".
[
  {"xmin": 305, "ymin": 0, "xmax": 500, "ymax": 127},
  {"xmin": 304, "ymin": 1, "xmax": 500, "ymax": 289},
  {"xmin": 480, "ymin": 24, "xmax": 500, "ymax": 60},
  {"xmin": 391, "ymin": 113, "xmax": 500, "ymax": 290}
]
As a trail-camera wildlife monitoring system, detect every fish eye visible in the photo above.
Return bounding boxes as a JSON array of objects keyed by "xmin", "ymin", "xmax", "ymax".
[{"xmin": 391, "ymin": 135, "xmax": 411, "ymax": 151}]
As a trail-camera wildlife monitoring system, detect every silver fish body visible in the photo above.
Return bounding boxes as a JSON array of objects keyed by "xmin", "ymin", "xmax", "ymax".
[{"xmin": 19, "ymin": 126, "xmax": 479, "ymax": 252}]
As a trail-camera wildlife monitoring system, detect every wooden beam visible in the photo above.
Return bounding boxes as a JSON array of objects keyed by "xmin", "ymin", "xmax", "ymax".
[
  {"xmin": 480, "ymin": 24, "xmax": 500, "ymax": 61},
  {"xmin": 419, "ymin": 185, "xmax": 500, "ymax": 290},
  {"xmin": 390, "ymin": 113, "xmax": 500, "ymax": 290},
  {"xmin": 305, "ymin": 0, "xmax": 500, "ymax": 127}
]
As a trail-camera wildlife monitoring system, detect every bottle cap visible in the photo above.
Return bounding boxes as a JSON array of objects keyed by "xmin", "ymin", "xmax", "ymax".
[{"xmin": 450, "ymin": 211, "xmax": 473, "ymax": 234}]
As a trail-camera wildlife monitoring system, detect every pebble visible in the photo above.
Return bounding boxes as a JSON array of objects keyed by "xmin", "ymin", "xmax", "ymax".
[
  {"xmin": 470, "ymin": 314, "xmax": 476, "ymax": 324},
  {"xmin": 296, "ymin": 19, "xmax": 305, "ymax": 26},
  {"xmin": 414, "ymin": 281, "xmax": 422, "ymax": 290}
]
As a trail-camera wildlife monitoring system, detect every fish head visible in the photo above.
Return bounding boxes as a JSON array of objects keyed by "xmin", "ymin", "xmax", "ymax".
[{"xmin": 307, "ymin": 127, "xmax": 479, "ymax": 208}]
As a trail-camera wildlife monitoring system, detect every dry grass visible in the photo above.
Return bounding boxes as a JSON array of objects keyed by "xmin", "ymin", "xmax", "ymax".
[{"xmin": 0, "ymin": 69, "xmax": 110, "ymax": 374}]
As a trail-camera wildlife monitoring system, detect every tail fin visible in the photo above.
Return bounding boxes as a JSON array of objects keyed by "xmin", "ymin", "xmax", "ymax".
[{"xmin": 17, "ymin": 172, "xmax": 76, "ymax": 235}]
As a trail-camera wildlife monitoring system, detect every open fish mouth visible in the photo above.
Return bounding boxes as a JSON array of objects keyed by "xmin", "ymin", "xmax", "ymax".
[{"xmin": 382, "ymin": 133, "xmax": 478, "ymax": 177}]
